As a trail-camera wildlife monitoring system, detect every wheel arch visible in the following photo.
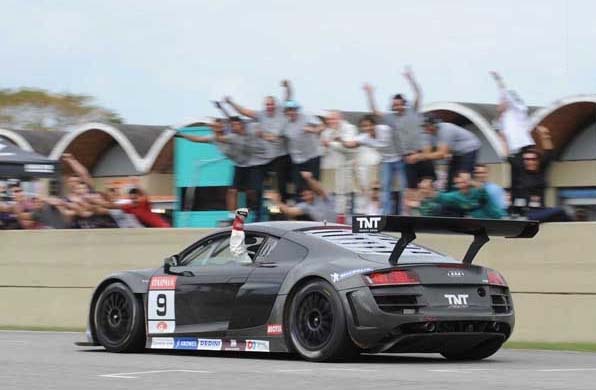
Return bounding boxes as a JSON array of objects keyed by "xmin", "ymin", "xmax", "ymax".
[{"xmin": 87, "ymin": 275, "xmax": 148, "ymax": 343}]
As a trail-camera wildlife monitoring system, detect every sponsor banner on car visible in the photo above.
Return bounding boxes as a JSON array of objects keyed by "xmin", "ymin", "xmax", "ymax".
[
  {"xmin": 197, "ymin": 339, "xmax": 223, "ymax": 351},
  {"xmin": 223, "ymin": 339, "xmax": 242, "ymax": 351},
  {"xmin": 245, "ymin": 340, "xmax": 270, "ymax": 352},
  {"xmin": 174, "ymin": 338, "xmax": 198, "ymax": 350},
  {"xmin": 148, "ymin": 320, "xmax": 176, "ymax": 334},
  {"xmin": 266, "ymin": 324, "xmax": 283, "ymax": 336},
  {"xmin": 149, "ymin": 275, "xmax": 177, "ymax": 290},
  {"xmin": 330, "ymin": 267, "xmax": 373, "ymax": 283},
  {"xmin": 150, "ymin": 337, "xmax": 174, "ymax": 349}
]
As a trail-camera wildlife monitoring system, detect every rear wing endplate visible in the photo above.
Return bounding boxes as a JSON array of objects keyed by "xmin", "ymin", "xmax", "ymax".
[{"xmin": 352, "ymin": 216, "xmax": 539, "ymax": 265}]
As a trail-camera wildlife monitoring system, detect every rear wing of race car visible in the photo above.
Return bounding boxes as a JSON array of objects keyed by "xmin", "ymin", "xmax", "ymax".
[{"xmin": 352, "ymin": 215, "xmax": 539, "ymax": 265}]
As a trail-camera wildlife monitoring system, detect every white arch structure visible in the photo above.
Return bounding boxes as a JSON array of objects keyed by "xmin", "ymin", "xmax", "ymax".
[
  {"xmin": 421, "ymin": 102, "xmax": 505, "ymax": 158},
  {"xmin": 49, "ymin": 122, "xmax": 177, "ymax": 173},
  {"xmin": 529, "ymin": 94, "xmax": 596, "ymax": 130},
  {"xmin": 0, "ymin": 128, "xmax": 34, "ymax": 151}
]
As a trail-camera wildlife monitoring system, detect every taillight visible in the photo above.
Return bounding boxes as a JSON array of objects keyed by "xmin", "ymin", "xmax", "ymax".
[
  {"xmin": 365, "ymin": 270, "xmax": 420, "ymax": 286},
  {"xmin": 488, "ymin": 270, "xmax": 507, "ymax": 287}
]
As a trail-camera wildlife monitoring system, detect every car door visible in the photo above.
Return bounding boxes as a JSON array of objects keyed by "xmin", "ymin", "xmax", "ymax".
[
  {"xmin": 228, "ymin": 236, "xmax": 308, "ymax": 330},
  {"xmin": 146, "ymin": 232, "xmax": 265, "ymax": 338}
]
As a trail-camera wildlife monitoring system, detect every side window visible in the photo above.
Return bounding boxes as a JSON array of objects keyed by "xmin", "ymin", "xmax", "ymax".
[
  {"xmin": 256, "ymin": 237, "xmax": 279, "ymax": 261},
  {"xmin": 182, "ymin": 238, "xmax": 222, "ymax": 266}
]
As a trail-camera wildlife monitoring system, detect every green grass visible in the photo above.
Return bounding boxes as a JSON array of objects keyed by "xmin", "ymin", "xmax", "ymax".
[
  {"xmin": 0, "ymin": 325, "xmax": 85, "ymax": 332},
  {"xmin": 505, "ymin": 341, "xmax": 596, "ymax": 353}
]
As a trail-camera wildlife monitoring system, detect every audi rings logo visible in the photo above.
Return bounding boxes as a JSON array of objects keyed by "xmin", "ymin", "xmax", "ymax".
[{"xmin": 447, "ymin": 270, "xmax": 465, "ymax": 277}]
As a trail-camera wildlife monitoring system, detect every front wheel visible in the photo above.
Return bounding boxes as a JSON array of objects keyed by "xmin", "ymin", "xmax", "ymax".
[
  {"xmin": 440, "ymin": 339, "xmax": 503, "ymax": 361},
  {"xmin": 287, "ymin": 279, "xmax": 357, "ymax": 362},
  {"xmin": 93, "ymin": 282, "xmax": 145, "ymax": 353}
]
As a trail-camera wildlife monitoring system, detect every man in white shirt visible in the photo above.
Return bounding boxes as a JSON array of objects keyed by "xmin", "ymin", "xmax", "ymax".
[
  {"xmin": 490, "ymin": 71, "xmax": 536, "ymax": 211},
  {"xmin": 321, "ymin": 110, "xmax": 358, "ymax": 216},
  {"xmin": 343, "ymin": 115, "xmax": 403, "ymax": 215}
]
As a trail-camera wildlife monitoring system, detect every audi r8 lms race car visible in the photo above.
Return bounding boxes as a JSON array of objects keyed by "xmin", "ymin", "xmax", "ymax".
[{"xmin": 79, "ymin": 215, "xmax": 538, "ymax": 362}]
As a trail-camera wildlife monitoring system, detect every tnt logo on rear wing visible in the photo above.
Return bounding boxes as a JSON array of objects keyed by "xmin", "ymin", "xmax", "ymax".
[
  {"xmin": 353, "ymin": 216, "xmax": 385, "ymax": 233},
  {"xmin": 351, "ymin": 215, "xmax": 539, "ymax": 265}
]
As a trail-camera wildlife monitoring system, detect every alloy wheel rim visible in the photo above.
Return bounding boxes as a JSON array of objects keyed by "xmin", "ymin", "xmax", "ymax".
[{"xmin": 294, "ymin": 291, "xmax": 334, "ymax": 350}]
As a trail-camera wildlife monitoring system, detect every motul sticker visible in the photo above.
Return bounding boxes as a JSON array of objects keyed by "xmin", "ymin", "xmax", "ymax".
[
  {"xmin": 149, "ymin": 275, "xmax": 177, "ymax": 290},
  {"xmin": 266, "ymin": 324, "xmax": 283, "ymax": 336}
]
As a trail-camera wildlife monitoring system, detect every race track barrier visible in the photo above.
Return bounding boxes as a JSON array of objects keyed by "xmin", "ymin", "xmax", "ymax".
[{"xmin": 1, "ymin": 223, "xmax": 595, "ymax": 343}]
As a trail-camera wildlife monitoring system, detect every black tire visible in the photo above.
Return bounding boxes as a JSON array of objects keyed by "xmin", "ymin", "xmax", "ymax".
[
  {"xmin": 440, "ymin": 339, "xmax": 503, "ymax": 361},
  {"xmin": 287, "ymin": 279, "xmax": 357, "ymax": 362},
  {"xmin": 93, "ymin": 282, "xmax": 145, "ymax": 353}
]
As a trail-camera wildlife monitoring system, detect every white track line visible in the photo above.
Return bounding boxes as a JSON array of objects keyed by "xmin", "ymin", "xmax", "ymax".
[
  {"xmin": 99, "ymin": 369, "xmax": 211, "ymax": 379},
  {"xmin": 537, "ymin": 368, "xmax": 596, "ymax": 372}
]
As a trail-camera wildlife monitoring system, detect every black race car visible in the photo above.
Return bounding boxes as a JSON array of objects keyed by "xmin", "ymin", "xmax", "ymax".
[{"xmin": 80, "ymin": 216, "xmax": 538, "ymax": 362}]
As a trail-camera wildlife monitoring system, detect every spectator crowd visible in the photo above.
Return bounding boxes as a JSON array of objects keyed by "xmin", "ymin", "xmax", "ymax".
[
  {"xmin": 178, "ymin": 70, "xmax": 571, "ymax": 224},
  {"xmin": 0, "ymin": 153, "xmax": 170, "ymax": 229},
  {"xmin": 1, "ymin": 69, "xmax": 573, "ymax": 229}
]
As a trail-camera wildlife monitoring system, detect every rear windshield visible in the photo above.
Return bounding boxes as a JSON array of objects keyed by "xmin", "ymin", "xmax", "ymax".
[{"xmin": 304, "ymin": 228, "xmax": 458, "ymax": 264}]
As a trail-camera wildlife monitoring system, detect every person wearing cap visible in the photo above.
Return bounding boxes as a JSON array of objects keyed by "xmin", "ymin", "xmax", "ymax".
[
  {"xmin": 412, "ymin": 115, "xmax": 481, "ymax": 191},
  {"xmin": 279, "ymin": 100, "xmax": 325, "ymax": 194},
  {"xmin": 224, "ymin": 80, "xmax": 293, "ymax": 202},
  {"xmin": 363, "ymin": 66, "xmax": 430, "ymax": 212},
  {"xmin": 320, "ymin": 110, "xmax": 358, "ymax": 216}
]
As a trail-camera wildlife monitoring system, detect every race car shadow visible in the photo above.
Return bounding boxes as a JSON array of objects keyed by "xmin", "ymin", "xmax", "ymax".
[{"xmin": 78, "ymin": 348, "xmax": 504, "ymax": 364}]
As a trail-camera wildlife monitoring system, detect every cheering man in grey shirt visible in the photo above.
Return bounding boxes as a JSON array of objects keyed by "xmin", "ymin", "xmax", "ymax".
[
  {"xmin": 280, "ymin": 100, "xmax": 325, "ymax": 194},
  {"xmin": 224, "ymin": 80, "xmax": 293, "ymax": 202},
  {"xmin": 363, "ymin": 67, "xmax": 434, "ymax": 211},
  {"xmin": 414, "ymin": 115, "xmax": 481, "ymax": 191}
]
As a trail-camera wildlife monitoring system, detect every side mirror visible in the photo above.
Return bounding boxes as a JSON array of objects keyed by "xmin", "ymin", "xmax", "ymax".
[{"xmin": 163, "ymin": 255, "xmax": 179, "ymax": 274}]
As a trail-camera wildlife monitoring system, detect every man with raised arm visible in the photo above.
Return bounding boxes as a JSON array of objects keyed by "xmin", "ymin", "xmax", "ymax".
[
  {"xmin": 489, "ymin": 71, "xmax": 536, "ymax": 214},
  {"xmin": 224, "ymin": 80, "xmax": 293, "ymax": 202},
  {"xmin": 363, "ymin": 67, "xmax": 434, "ymax": 213}
]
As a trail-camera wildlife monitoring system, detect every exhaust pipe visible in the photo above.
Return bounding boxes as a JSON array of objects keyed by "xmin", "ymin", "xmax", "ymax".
[{"xmin": 423, "ymin": 322, "xmax": 436, "ymax": 332}]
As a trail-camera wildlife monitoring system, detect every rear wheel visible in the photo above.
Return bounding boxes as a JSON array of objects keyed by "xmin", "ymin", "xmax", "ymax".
[
  {"xmin": 440, "ymin": 339, "xmax": 503, "ymax": 361},
  {"xmin": 287, "ymin": 279, "xmax": 357, "ymax": 362},
  {"xmin": 93, "ymin": 282, "xmax": 145, "ymax": 353}
]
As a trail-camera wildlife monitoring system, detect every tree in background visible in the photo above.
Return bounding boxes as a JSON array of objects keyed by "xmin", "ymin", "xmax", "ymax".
[{"xmin": 0, "ymin": 88, "xmax": 122, "ymax": 131}]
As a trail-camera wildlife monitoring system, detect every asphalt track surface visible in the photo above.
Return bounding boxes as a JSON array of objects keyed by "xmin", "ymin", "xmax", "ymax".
[{"xmin": 2, "ymin": 331, "xmax": 596, "ymax": 390}]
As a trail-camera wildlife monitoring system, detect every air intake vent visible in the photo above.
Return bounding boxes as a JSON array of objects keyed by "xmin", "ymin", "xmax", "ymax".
[
  {"xmin": 370, "ymin": 287, "xmax": 425, "ymax": 314},
  {"xmin": 491, "ymin": 293, "xmax": 512, "ymax": 314}
]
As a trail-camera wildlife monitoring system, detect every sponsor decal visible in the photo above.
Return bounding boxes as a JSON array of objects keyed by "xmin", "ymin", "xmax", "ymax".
[
  {"xmin": 447, "ymin": 270, "xmax": 465, "ymax": 278},
  {"xmin": 352, "ymin": 216, "xmax": 384, "ymax": 233},
  {"xmin": 149, "ymin": 275, "xmax": 177, "ymax": 290},
  {"xmin": 197, "ymin": 339, "xmax": 223, "ymax": 351},
  {"xmin": 147, "ymin": 276, "xmax": 177, "ymax": 334},
  {"xmin": 148, "ymin": 320, "xmax": 176, "ymax": 334},
  {"xmin": 245, "ymin": 340, "xmax": 270, "ymax": 352},
  {"xmin": 223, "ymin": 339, "xmax": 241, "ymax": 351},
  {"xmin": 174, "ymin": 338, "xmax": 198, "ymax": 350},
  {"xmin": 330, "ymin": 267, "xmax": 374, "ymax": 283},
  {"xmin": 24, "ymin": 164, "xmax": 55, "ymax": 174},
  {"xmin": 150, "ymin": 337, "xmax": 174, "ymax": 349},
  {"xmin": 267, "ymin": 324, "xmax": 283, "ymax": 336},
  {"xmin": 444, "ymin": 294, "xmax": 469, "ymax": 306}
]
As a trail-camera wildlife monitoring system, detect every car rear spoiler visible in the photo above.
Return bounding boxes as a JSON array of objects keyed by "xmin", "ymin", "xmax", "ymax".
[{"xmin": 351, "ymin": 216, "xmax": 539, "ymax": 265}]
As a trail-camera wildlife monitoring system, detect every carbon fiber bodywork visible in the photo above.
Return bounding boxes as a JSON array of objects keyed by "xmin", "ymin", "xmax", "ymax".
[{"xmin": 84, "ymin": 221, "xmax": 517, "ymax": 355}]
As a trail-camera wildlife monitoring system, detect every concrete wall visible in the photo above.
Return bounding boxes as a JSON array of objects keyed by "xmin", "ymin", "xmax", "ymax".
[{"xmin": 1, "ymin": 224, "xmax": 595, "ymax": 342}]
